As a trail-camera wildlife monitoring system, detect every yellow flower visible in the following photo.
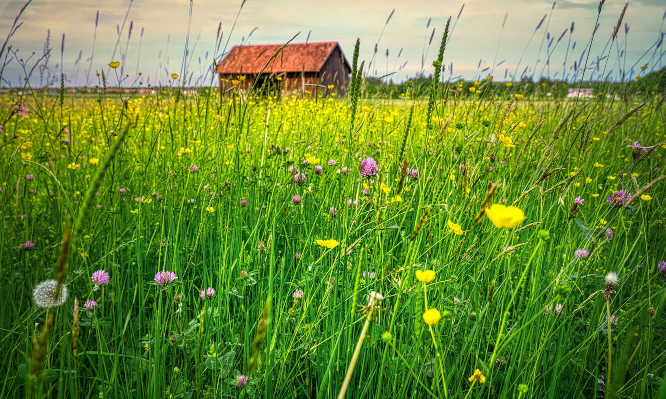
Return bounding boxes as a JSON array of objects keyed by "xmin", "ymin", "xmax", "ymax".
[
  {"xmin": 469, "ymin": 87, "xmax": 476, "ymax": 93},
  {"xmin": 108, "ymin": 61, "xmax": 120, "ymax": 69},
  {"xmin": 505, "ymin": 82, "xmax": 513, "ymax": 87},
  {"xmin": 600, "ymin": 218, "xmax": 607, "ymax": 225},
  {"xmin": 514, "ymin": 93, "xmax": 524, "ymax": 99},
  {"xmin": 607, "ymin": 176, "xmax": 616, "ymax": 180},
  {"xmin": 498, "ymin": 133, "xmax": 515, "ymax": 148},
  {"xmin": 640, "ymin": 194, "xmax": 651, "ymax": 201},
  {"xmin": 468, "ymin": 369, "xmax": 486, "ymax": 384},
  {"xmin": 327, "ymin": 84, "xmax": 334, "ymax": 89},
  {"xmin": 171, "ymin": 73, "xmax": 179, "ymax": 79},
  {"xmin": 206, "ymin": 206, "xmax": 215, "ymax": 213},
  {"xmin": 305, "ymin": 155, "xmax": 319, "ymax": 165},
  {"xmin": 585, "ymin": 177, "xmax": 592, "ymax": 184},
  {"xmin": 594, "ymin": 162, "xmax": 604, "ymax": 168},
  {"xmin": 391, "ymin": 195, "xmax": 402, "ymax": 203},
  {"xmin": 485, "ymin": 204, "xmax": 526, "ymax": 229},
  {"xmin": 447, "ymin": 220, "xmax": 464, "ymax": 235},
  {"xmin": 592, "ymin": 137, "xmax": 600, "ymax": 142},
  {"xmin": 68, "ymin": 163, "xmax": 81, "ymax": 170},
  {"xmin": 130, "ymin": 209, "xmax": 139, "ymax": 214},
  {"xmin": 89, "ymin": 158, "xmax": 99, "ymax": 165},
  {"xmin": 380, "ymin": 183, "xmax": 391, "ymax": 194},
  {"xmin": 21, "ymin": 152, "xmax": 32, "ymax": 160},
  {"xmin": 592, "ymin": 193, "xmax": 600, "ymax": 198},
  {"xmin": 316, "ymin": 239, "xmax": 339, "ymax": 249},
  {"xmin": 416, "ymin": 270, "xmax": 435, "ymax": 283},
  {"xmin": 422, "ymin": 308, "xmax": 441, "ymax": 325}
]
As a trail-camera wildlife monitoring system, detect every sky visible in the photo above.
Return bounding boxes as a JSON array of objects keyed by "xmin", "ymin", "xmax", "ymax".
[{"xmin": 1, "ymin": 0, "xmax": 665, "ymax": 87}]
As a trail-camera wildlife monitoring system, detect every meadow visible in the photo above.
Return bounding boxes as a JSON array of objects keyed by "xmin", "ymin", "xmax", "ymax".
[{"xmin": 2, "ymin": 39, "xmax": 666, "ymax": 399}]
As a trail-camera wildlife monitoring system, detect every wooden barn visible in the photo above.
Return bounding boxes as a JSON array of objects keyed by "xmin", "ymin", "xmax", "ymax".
[{"xmin": 215, "ymin": 41, "xmax": 351, "ymax": 97}]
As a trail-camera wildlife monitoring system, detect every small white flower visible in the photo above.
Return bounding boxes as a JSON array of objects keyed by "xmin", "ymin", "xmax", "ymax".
[
  {"xmin": 33, "ymin": 280, "xmax": 68, "ymax": 308},
  {"xmin": 368, "ymin": 291, "xmax": 384, "ymax": 304},
  {"xmin": 605, "ymin": 272, "xmax": 619, "ymax": 287}
]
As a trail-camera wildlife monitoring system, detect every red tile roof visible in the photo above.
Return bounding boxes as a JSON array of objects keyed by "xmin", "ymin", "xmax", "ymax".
[{"xmin": 215, "ymin": 41, "xmax": 348, "ymax": 75}]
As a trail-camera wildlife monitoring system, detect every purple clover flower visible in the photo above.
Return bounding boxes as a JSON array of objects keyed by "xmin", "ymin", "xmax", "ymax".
[
  {"xmin": 85, "ymin": 299, "xmax": 98, "ymax": 310},
  {"xmin": 410, "ymin": 169, "xmax": 419, "ymax": 179},
  {"xmin": 291, "ymin": 195, "xmax": 302, "ymax": 205},
  {"xmin": 200, "ymin": 287, "xmax": 215, "ymax": 299},
  {"xmin": 189, "ymin": 164, "xmax": 199, "ymax": 173},
  {"xmin": 574, "ymin": 196, "xmax": 584, "ymax": 206},
  {"xmin": 359, "ymin": 157, "xmax": 378, "ymax": 178},
  {"xmin": 26, "ymin": 174, "xmax": 34, "ymax": 181},
  {"xmin": 293, "ymin": 290, "xmax": 303, "ymax": 300},
  {"xmin": 574, "ymin": 248, "xmax": 589, "ymax": 259},
  {"xmin": 118, "ymin": 188, "xmax": 127, "ymax": 195},
  {"xmin": 236, "ymin": 375, "xmax": 248, "ymax": 388},
  {"xmin": 327, "ymin": 159, "xmax": 336, "ymax": 166},
  {"xmin": 658, "ymin": 261, "xmax": 666, "ymax": 278},
  {"xmin": 294, "ymin": 172, "xmax": 306, "ymax": 185},
  {"xmin": 314, "ymin": 165, "xmax": 323, "ymax": 174},
  {"xmin": 607, "ymin": 190, "xmax": 631, "ymax": 207},
  {"xmin": 154, "ymin": 271, "xmax": 178, "ymax": 286},
  {"xmin": 240, "ymin": 199, "xmax": 248, "ymax": 207},
  {"xmin": 20, "ymin": 241, "xmax": 34, "ymax": 250},
  {"xmin": 91, "ymin": 270, "xmax": 110, "ymax": 286}
]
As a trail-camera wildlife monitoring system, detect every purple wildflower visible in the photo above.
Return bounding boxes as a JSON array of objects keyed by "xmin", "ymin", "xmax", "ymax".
[
  {"xmin": 91, "ymin": 270, "xmax": 110, "ymax": 286},
  {"xmin": 362, "ymin": 189, "xmax": 370, "ymax": 196},
  {"xmin": 607, "ymin": 190, "xmax": 631, "ymax": 207},
  {"xmin": 236, "ymin": 375, "xmax": 248, "ymax": 388},
  {"xmin": 20, "ymin": 241, "xmax": 34, "ymax": 250},
  {"xmin": 410, "ymin": 169, "xmax": 419, "ymax": 179},
  {"xmin": 85, "ymin": 299, "xmax": 98, "ymax": 310},
  {"xmin": 314, "ymin": 165, "xmax": 323, "ymax": 174},
  {"xmin": 604, "ymin": 228, "xmax": 613, "ymax": 242},
  {"xmin": 295, "ymin": 252, "xmax": 301, "ymax": 260},
  {"xmin": 658, "ymin": 261, "xmax": 666, "ymax": 278},
  {"xmin": 329, "ymin": 207, "xmax": 338, "ymax": 217},
  {"xmin": 284, "ymin": 147, "xmax": 291, "ymax": 153},
  {"xmin": 291, "ymin": 195, "xmax": 302, "ymax": 205},
  {"xmin": 189, "ymin": 164, "xmax": 199, "ymax": 173},
  {"xmin": 293, "ymin": 290, "xmax": 303, "ymax": 300},
  {"xmin": 626, "ymin": 141, "xmax": 654, "ymax": 154},
  {"xmin": 574, "ymin": 248, "xmax": 589, "ymax": 259},
  {"xmin": 363, "ymin": 271, "xmax": 376, "ymax": 279},
  {"xmin": 154, "ymin": 271, "xmax": 178, "ymax": 286},
  {"xmin": 341, "ymin": 167, "xmax": 349, "ymax": 175},
  {"xmin": 328, "ymin": 159, "xmax": 336, "ymax": 166},
  {"xmin": 240, "ymin": 199, "xmax": 248, "ymax": 207},
  {"xmin": 26, "ymin": 174, "xmax": 34, "ymax": 181},
  {"xmin": 294, "ymin": 172, "xmax": 306, "ymax": 185},
  {"xmin": 574, "ymin": 196, "xmax": 584, "ymax": 205},
  {"xmin": 359, "ymin": 157, "xmax": 378, "ymax": 178},
  {"xmin": 200, "ymin": 287, "xmax": 215, "ymax": 299},
  {"xmin": 246, "ymin": 148, "xmax": 252, "ymax": 153},
  {"xmin": 118, "ymin": 188, "xmax": 126, "ymax": 195},
  {"xmin": 288, "ymin": 166, "xmax": 296, "ymax": 174}
]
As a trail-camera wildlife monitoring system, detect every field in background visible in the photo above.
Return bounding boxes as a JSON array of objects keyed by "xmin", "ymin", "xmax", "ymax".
[{"xmin": 1, "ymin": 75, "xmax": 665, "ymax": 398}]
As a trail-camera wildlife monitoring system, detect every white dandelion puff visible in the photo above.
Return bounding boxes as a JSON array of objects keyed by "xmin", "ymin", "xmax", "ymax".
[
  {"xmin": 605, "ymin": 272, "xmax": 619, "ymax": 287},
  {"xmin": 33, "ymin": 280, "xmax": 68, "ymax": 308}
]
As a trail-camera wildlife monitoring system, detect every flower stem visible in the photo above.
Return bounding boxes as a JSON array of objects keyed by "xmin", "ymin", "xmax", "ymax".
[
  {"xmin": 337, "ymin": 303, "xmax": 374, "ymax": 399},
  {"xmin": 606, "ymin": 299, "xmax": 612, "ymax": 394}
]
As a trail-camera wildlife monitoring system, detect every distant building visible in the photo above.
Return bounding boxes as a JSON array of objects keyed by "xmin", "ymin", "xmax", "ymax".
[
  {"xmin": 567, "ymin": 88, "xmax": 594, "ymax": 98},
  {"xmin": 215, "ymin": 41, "xmax": 351, "ymax": 96}
]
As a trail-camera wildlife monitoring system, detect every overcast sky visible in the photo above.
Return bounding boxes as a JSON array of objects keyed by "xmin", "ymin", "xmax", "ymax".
[{"xmin": 1, "ymin": 0, "xmax": 665, "ymax": 87}]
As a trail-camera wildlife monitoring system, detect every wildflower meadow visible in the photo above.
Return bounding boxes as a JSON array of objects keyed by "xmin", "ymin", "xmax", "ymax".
[{"xmin": 2, "ymin": 2, "xmax": 666, "ymax": 399}]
